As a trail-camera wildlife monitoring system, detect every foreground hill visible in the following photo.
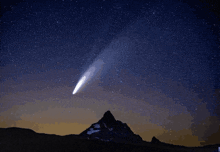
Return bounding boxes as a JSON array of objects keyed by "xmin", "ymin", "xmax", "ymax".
[{"xmin": 0, "ymin": 127, "xmax": 219, "ymax": 152}]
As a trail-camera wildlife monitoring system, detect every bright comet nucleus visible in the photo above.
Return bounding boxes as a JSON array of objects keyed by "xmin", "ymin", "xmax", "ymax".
[
  {"xmin": 72, "ymin": 67, "xmax": 96, "ymax": 94},
  {"xmin": 72, "ymin": 76, "xmax": 87, "ymax": 94}
]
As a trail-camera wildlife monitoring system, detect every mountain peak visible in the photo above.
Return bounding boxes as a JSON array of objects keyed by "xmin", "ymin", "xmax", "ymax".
[
  {"xmin": 97, "ymin": 110, "xmax": 116, "ymax": 127},
  {"xmin": 102, "ymin": 110, "xmax": 116, "ymax": 122},
  {"xmin": 79, "ymin": 111, "xmax": 143, "ymax": 144},
  {"xmin": 104, "ymin": 110, "xmax": 113, "ymax": 116}
]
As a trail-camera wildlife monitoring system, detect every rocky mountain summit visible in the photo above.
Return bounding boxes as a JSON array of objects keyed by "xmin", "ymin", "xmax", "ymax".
[{"xmin": 79, "ymin": 110, "xmax": 143, "ymax": 144}]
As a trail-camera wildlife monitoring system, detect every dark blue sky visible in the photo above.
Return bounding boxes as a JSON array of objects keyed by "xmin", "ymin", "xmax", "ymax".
[{"xmin": 1, "ymin": 0, "xmax": 220, "ymax": 146}]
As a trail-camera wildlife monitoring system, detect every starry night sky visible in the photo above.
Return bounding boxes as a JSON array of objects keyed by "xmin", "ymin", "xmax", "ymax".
[{"xmin": 1, "ymin": 0, "xmax": 220, "ymax": 146}]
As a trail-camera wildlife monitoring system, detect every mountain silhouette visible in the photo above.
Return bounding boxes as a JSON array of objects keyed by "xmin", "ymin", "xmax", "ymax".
[
  {"xmin": 0, "ymin": 111, "xmax": 219, "ymax": 152},
  {"xmin": 79, "ymin": 110, "xmax": 143, "ymax": 143}
]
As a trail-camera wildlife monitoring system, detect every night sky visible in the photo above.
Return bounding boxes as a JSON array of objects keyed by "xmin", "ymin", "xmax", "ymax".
[{"xmin": 1, "ymin": 0, "xmax": 220, "ymax": 147}]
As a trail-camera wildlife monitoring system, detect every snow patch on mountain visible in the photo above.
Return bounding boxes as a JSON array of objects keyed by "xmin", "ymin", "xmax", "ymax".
[
  {"xmin": 94, "ymin": 124, "xmax": 100, "ymax": 129},
  {"xmin": 103, "ymin": 123, "xmax": 107, "ymax": 128},
  {"xmin": 109, "ymin": 128, "xmax": 113, "ymax": 131},
  {"xmin": 87, "ymin": 128, "xmax": 100, "ymax": 135}
]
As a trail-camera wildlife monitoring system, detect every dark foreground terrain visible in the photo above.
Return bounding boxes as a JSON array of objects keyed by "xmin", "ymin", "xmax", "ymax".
[{"xmin": 0, "ymin": 127, "xmax": 219, "ymax": 152}]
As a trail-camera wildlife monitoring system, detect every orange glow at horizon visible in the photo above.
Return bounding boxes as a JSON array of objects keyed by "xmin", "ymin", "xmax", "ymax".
[{"xmin": 0, "ymin": 69, "xmax": 219, "ymax": 147}]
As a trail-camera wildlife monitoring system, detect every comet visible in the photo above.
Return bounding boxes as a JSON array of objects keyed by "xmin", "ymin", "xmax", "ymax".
[
  {"xmin": 72, "ymin": 37, "xmax": 131, "ymax": 95},
  {"xmin": 72, "ymin": 59, "xmax": 104, "ymax": 94}
]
